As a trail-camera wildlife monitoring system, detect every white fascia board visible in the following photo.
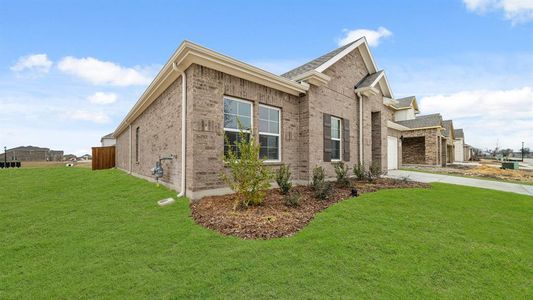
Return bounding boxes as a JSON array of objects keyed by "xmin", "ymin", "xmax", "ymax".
[
  {"xmin": 387, "ymin": 120, "xmax": 411, "ymax": 131},
  {"xmin": 114, "ymin": 40, "xmax": 309, "ymax": 136},
  {"xmin": 291, "ymin": 70, "xmax": 331, "ymax": 86},
  {"xmin": 378, "ymin": 71, "xmax": 393, "ymax": 99},
  {"xmin": 315, "ymin": 38, "xmax": 374, "ymax": 73}
]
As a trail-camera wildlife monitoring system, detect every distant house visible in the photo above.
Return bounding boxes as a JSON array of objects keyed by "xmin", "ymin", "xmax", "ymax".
[
  {"xmin": 0, "ymin": 146, "xmax": 63, "ymax": 161},
  {"xmin": 100, "ymin": 133, "xmax": 116, "ymax": 147},
  {"xmin": 63, "ymin": 154, "xmax": 77, "ymax": 161},
  {"xmin": 79, "ymin": 154, "xmax": 92, "ymax": 160}
]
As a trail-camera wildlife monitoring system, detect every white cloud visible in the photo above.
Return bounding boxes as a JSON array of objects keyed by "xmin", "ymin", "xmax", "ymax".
[
  {"xmin": 463, "ymin": 0, "xmax": 533, "ymax": 23},
  {"xmin": 69, "ymin": 110, "xmax": 111, "ymax": 124},
  {"xmin": 337, "ymin": 27, "xmax": 392, "ymax": 47},
  {"xmin": 10, "ymin": 54, "xmax": 53, "ymax": 75},
  {"xmin": 87, "ymin": 92, "xmax": 117, "ymax": 105},
  {"xmin": 57, "ymin": 56, "xmax": 152, "ymax": 86},
  {"xmin": 419, "ymin": 87, "xmax": 533, "ymax": 150}
]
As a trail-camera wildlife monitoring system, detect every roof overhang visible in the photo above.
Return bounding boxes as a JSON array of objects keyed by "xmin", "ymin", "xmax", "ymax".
[
  {"xmin": 291, "ymin": 70, "xmax": 331, "ymax": 86},
  {"xmin": 114, "ymin": 41, "xmax": 309, "ymax": 136},
  {"xmin": 387, "ymin": 120, "xmax": 410, "ymax": 131},
  {"xmin": 315, "ymin": 37, "xmax": 393, "ymax": 98}
]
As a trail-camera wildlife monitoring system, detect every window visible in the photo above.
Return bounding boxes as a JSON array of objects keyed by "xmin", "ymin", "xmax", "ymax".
[
  {"xmin": 135, "ymin": 127, "xmax": 140, "ymax": 162},
  {"xmin": 331, "ymin": 116, "xmax": 342, "ymax": 160},
  {"xmin": 223, "ymin": 97, "xmax": 252, "ymax": 157},
  {"xmin": 259, "ymin": 105, "xmax": 280, "ymax": 161}
]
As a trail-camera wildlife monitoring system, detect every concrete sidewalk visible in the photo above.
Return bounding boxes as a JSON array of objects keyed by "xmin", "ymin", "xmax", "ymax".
[{"xmin": 387, "ymin": 170, "xmax": 533, "ymax": 197}]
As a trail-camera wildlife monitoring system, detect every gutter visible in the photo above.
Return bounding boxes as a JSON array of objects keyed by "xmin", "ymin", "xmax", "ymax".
[{"xmin": 172, "ymin": 62, "xmax": 187, "ymax": 197}]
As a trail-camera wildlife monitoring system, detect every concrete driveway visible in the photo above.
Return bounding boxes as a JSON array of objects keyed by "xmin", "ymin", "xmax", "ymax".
[{"xmin": 387, "ymin": 170, "xmax": 533, "ymax": 197}]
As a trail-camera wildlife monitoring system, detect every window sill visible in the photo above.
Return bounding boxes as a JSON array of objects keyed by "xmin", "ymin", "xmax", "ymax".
[{"xmin": 264, "ymin": 161, "xmax": 283, "ymax": 166}]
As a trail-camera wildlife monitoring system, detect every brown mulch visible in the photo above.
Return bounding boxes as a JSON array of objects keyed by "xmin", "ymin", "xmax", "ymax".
[{"xmin": 190, "ymin": 178, "xmax": 429, "ymax": 240}]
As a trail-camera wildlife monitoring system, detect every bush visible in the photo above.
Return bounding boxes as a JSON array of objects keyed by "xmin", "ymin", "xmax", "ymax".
[
  {"xmin": 275, "ymin": 164, "xmax": 292, "ymax": 195},
  {"xmin": 334, "ymin": 162, "xmax": 351, "ymax": 187},
  {"xmin": 285, "ymin": 190, "xmax": 301, "ymax": 207},
  {"xmin": 367, "ymin": 162, "xmax": 382, "ymax": 182},
  {"xmin": 222, "ymin": 128, "xmax": 272, "ymax": 210},
  {"xmin": 311, "ymin": 165, "xmax": 331, "ymax": 200},
  {"xmin": 353, "ymin": 162, "xmax": 366, "ymax": 181}
]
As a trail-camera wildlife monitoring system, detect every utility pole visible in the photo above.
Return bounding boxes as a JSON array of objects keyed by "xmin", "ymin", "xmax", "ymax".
[{"xmin": 522, "ymin": 141, "xmax": 525, "ymax": 162}]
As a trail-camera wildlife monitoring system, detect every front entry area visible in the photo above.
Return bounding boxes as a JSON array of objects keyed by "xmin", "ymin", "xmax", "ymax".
[{"xmin": 387, "ymin": 136, "xmax": 398, "ymax": 170}]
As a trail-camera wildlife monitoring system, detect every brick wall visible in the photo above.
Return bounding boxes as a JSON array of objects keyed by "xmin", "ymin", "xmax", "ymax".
[
  {"xmin": 115, "ymin": 78, "xmax": 182, "ymax": 191},
  {"xmin": 185, "ymin": 64, "xmax": 301, "ymax": 193}
]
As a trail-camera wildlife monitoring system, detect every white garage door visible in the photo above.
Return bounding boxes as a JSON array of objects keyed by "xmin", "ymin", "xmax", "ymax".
[{"xmin": 387, "ymin": 136, "xmax": 398, "ymax": 170}]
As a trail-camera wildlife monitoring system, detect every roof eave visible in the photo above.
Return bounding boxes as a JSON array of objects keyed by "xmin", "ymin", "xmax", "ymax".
[{"xmin": 114, "ymin": 41, "xmax": 309, "ymax": 136}]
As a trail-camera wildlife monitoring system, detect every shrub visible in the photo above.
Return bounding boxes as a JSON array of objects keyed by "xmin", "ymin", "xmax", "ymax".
[
  {"xmin": 285, "ymin": 190, "xmax": 301, "ymax": 207},
  {"xmin": 334, "ymin": 162, "xmax": 351, "ymax": 187},
  {"xmin": 353, "ymin": 162, "xmax": 366, "ymax": 181},
  {"xmin": 311, "ymin": 165, "xmax": 331, "ymax": 200},
  {"xmin": 222, "ymin": 128, "xmax": 272, "ymax": 210},
  {"xmin": 367, "ymin": 162, "xmax": 382, "ymax": 182},
  {"xmin": 275, "ymin": 164, "xmax": 292, "ymax": 195}
]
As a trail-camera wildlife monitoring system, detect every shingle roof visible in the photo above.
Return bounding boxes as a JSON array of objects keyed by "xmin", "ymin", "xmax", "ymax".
[
  {"xmin": 395, "ymin": 96, "xmax": 415, "ymax": 109},
  {"xmin": 442, "ymin": 120, "xmax": 454, "ymax": 137},
  {"xmin": 7, "ymin": 146, "xmax": 49, "ymax": 151},
  {"xmin": 281, "ymin": 38, "xmax": 362, "ymax": 79},
  {"xmin": 101, "ymin": 133, "xmax": 114, "ymax": 139},
  {"xmin": 355, "ymin": 70, "xmax": 383, "ymax": 89},
  {"xmin": 396, "ymin": 113, "xmax": 443, "ymax": 129},
  {"xmin": 454, "ymin": 129, "xmax": 464, "ymax": 139}
]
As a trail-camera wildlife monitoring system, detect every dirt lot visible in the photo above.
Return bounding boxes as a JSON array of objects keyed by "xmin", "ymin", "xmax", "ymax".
[{"xmin": 404, "ymin": 159, "xmax": 533, "ymax": 184}]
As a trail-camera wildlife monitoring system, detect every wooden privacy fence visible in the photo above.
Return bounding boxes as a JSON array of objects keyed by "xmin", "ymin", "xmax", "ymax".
[{"xmin": 92, "ymin": 146, "xmax": 115, "ymax": 170}]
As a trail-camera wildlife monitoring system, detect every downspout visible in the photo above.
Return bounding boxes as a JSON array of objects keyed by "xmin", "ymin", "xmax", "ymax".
[
  {"xmin": 357, "ymin": 92, "xmax": 363, "ymax": 165},
  {"xmin": 129, "ymin": 124, "xmax": 132, "ymax": 174},
  {"xmin": 172, "ymin": 62, "xmax": 187, "ymax": 197}
]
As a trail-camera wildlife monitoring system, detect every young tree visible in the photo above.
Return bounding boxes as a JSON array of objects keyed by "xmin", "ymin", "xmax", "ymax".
[{"xmin": 222, "ymin": 127, "xmax": 272, "ymax": 210}]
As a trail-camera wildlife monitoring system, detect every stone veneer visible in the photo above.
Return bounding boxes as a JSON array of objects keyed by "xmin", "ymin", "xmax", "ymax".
[{"xmin": 401, "ymin": 128, "xmax": 442, "ymax": 165}]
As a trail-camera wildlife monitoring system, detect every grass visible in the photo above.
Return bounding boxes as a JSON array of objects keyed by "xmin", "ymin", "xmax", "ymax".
[
  {"xmin": 401, "ymin": 167, "xmax": 533, "ymax": 186},
  {"xmin": 1, "ymin": 168, "xmax": 532, "ymax": 299}
]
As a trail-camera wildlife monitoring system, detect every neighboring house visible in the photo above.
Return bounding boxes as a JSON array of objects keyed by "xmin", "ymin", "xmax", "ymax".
[
  {"xmin": 113, "ymin": 38, "xmax": 411, "ymax": 199},
  {"xmin": 453, "ymin": 128, "xmax": 466, "ymax": 162},
  {"xmin": 79, "ymin": 154, "xmax": 92, "ymax": 160},
  {"xmin": 63, "ymin": 154, "xmax": 77, "ymax": 161},
  {"xmin": 100, "ymin": 133, "xmax": 116, "ymax": 147},
  {"xmin": 442, "ymin": 120, "xmax": 455, "ymax": 164},
  {"xmin": 0, "ymin": 146, "xmax": 63, "ymax": 161},
  {"xmin": 395, "ymin": 114, "xmax": 449, "ymax": 166}
]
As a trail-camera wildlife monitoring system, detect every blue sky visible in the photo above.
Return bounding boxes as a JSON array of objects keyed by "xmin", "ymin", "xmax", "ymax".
[{"xmin": 1, "ymin": 0, "xmax": 532, "ymax": 155}]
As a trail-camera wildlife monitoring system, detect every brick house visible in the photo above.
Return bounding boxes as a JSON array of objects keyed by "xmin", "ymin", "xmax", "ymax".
[
  {"xmin": 395, "ymin": 113, "xmax": 449, "ymax": 166},
  {"xmin": 112, "ymin": 39, "xmax": 436, "ymax": 199}
]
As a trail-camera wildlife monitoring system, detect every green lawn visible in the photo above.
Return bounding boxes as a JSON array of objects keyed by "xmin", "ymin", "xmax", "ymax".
[{"xmin": 1, "ymin": 168, "xmax": 532, "ymax": 299}]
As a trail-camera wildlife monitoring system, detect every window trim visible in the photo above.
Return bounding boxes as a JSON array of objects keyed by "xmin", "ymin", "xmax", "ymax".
[
  {"xmin": 330, "ymin": 116, "xmax": 342, "ymax": 161},
  {"xmin": 223, "ymin": 96, "xmax": 253, "ymax": 133},
  {"xmin": 259, "ymin": 104, "xmax": 281, "ymax": 163}
]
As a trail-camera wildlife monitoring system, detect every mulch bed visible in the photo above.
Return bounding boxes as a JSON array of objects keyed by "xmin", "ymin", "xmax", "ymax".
[{"xmin": 190, "ymin": 178, "xmax": 429, "ymax": 240}]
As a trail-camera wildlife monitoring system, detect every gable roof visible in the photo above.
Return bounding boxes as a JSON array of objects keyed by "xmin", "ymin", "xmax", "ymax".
[
  {"xmin": 454, "ymin": 129, "xmax": 464, "ymax": 139},
  {"xmin": 281, "ymin": 39, "xmax": 361, "ymax": 79},
  {"xmin": 396, "ymin": 113, "xmax": 443, "ymax": 129},
  {"xmin": 281, "ymin": 37, "xmax": 393, "ymax": 98},
  {"xmin": 355, "ymin": 70, "xmax": 384, "ymax": 89},
  {"xmin": 442, "ymin": 120, "xmax": 454, "ymax": 138}
]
